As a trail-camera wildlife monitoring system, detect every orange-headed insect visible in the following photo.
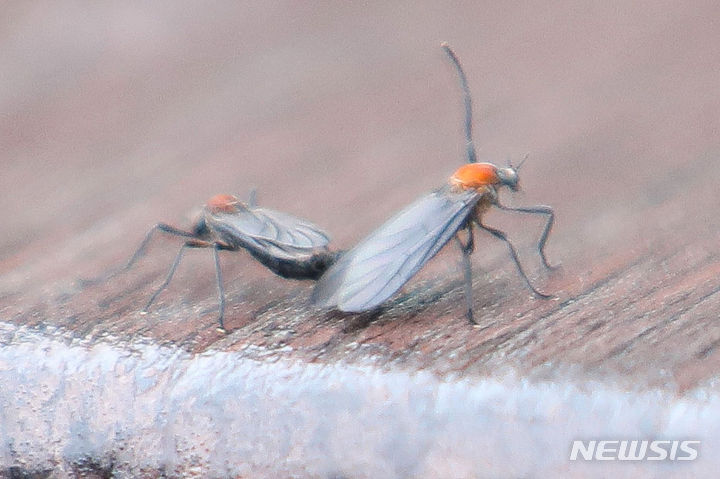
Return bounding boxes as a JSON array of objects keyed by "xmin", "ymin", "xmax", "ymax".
[
  {"xmin": 312, "ymin": 44, "xmax": 557, "ymax": 323},
  {"xmin": 94, "ymin": 190, "xmax": 339, "ymax": 331}
]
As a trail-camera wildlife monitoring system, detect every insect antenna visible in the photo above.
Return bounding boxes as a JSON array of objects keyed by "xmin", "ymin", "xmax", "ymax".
[
  {"xmin": 508, "ymin": 152, "xmax": 529, "ymax": 171},
  {"xmin": 442, "ymin": 42, "xmax": 477, "ymax": 164}
]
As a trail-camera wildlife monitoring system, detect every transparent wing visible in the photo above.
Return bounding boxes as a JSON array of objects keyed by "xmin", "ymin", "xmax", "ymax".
[
  {"xmin": 312, "ymin": 187, "xmax": 479, "ymax": 312},
  {"xmin": 210, "ymin": 204, "xmax": 331, "ymax": 251}
]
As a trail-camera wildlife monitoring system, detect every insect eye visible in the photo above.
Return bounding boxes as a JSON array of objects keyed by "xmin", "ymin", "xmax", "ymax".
[{"xmin": 497, "ymin": 167, "xmax": 519, "ymax": 189}]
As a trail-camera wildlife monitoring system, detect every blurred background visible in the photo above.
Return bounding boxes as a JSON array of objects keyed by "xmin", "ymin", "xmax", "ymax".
[{"xmin": 1, "ymin": 1, "xmax": 720, "ymax": 476}]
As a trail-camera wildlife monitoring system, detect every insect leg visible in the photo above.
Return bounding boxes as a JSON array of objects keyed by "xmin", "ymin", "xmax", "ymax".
[
  {"xmin": 248, "ymin": 189, "xmax": 258, "ymax": 207},
  {"xmin": 454, "ymin": 224, "xmax": 476, "ymax": 324},
  {"xmin": 143, "ymin": 242, "xmax": 191, "ymax": 313},
  {"xmin": 81, "ymin": 223, "xmax": 197, "ymax": 286},
  {"xmin": 143, "ymin": 238, "xmax": 230, "ymax": 331},
  {"xmin": 126, "ymin": 223, "xmax": 197, "ymax": 272},
  {"xmin": 493, "ymin": 202, "xmax": 557, "ymax": 270},
  {"xmin": 87, "ymin": 223, "xmax": 196, "ymax": 286},
  {"xmin": 476, "ymin": 221, "xmax": 551, "ymax": 298},
  {"xmin": 212, "ymin": 244, "xmax": 227, "ymax": 332}
]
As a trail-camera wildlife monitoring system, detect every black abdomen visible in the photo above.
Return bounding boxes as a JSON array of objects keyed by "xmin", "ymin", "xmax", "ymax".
[{"xmin": 245, "ymin": 248, "xmax": 342, "ymax": 280}]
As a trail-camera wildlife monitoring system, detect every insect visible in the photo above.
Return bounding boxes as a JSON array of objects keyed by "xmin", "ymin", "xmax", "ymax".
[
  {"xmin": 97, "ymin": 190, "xmax": 339, "ymax": 331},
  {"xmin": 311, "ymin": 44, "xmax": 557, "ymax": 323}
]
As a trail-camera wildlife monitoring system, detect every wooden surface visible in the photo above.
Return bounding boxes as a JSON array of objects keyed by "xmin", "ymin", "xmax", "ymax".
[{"xmin": 2, "ymin": 1, "xmax": 720, "ymax": 392}]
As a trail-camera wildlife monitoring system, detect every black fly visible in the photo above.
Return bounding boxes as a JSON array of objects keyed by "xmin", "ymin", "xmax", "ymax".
[
  {"xmin": 93, "ymin": 191, "xmax": 338, "ymax": 331},
  {"xmin": 312, "ymin": 44, "xmax": 557, "ymax": 323}
]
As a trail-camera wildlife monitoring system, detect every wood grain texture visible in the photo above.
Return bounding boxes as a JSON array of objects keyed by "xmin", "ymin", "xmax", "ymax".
[{"xmin": 2, "ymin": 1, "xmax": 720, "ymax": 394}]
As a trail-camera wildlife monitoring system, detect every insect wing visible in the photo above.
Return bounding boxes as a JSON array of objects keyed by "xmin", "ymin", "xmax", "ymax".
[
  {"xmin": 312, "ymin": 187, "xmax": 479, "ymax": 312},
  {"xmin": 211, "ymin": 204, "xmax": 331, "ymax": 251}
]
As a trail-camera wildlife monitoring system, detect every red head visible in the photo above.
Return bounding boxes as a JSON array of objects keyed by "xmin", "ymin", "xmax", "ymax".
[
  {"xmin": 206, "ymin": 194, "xmax": 240, "ymax": 213},
  {"xmin": 450, "ymin": 162, "xmax": 520, "ymax": 192}
]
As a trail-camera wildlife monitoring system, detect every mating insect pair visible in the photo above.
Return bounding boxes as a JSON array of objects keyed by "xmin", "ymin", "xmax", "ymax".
[{"xmin": 99, "ymin": 44, "xmax": 556, "ymax": 331}]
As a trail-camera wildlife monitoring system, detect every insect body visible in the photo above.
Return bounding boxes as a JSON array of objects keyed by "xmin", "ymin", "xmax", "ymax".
[
  {"xmin": 106, "ymin": 191, "xmax": 338, "ymax": 331},
  {"xmin": 311, "ymin": 44, "xmax": 556, "ymax": 323},
  {"xmin": 200, "ymin": 193, "xmax": 337, "ymax": 280}
]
